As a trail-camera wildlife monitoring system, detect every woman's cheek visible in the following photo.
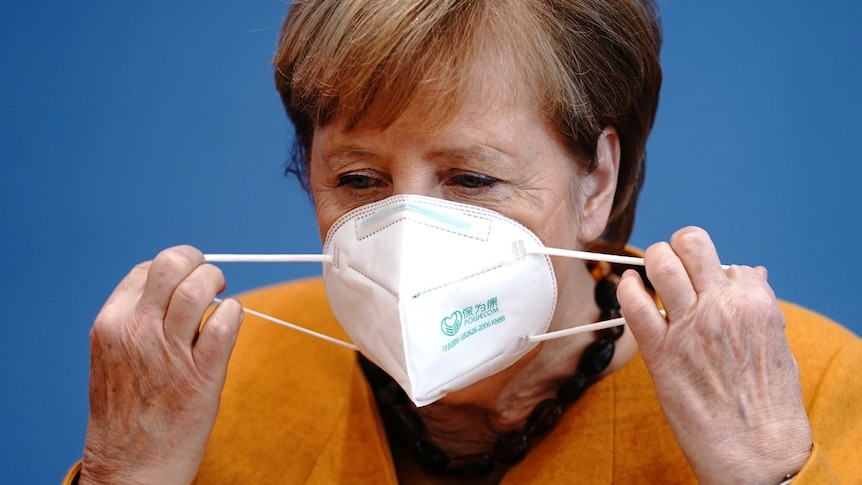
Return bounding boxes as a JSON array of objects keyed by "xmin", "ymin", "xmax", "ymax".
[{"xmin": 311, "ymin": 194, "xmax": 344, "ymax": 241}]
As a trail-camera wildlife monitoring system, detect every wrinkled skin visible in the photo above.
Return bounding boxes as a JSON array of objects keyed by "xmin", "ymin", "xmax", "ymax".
[
  {"xmin": 617, "ymin": 226, "xmax": 812, "ymax": 484},
  {"xmin": 80, "ymin": 246, "xmax": 243, "ymax": 484}
]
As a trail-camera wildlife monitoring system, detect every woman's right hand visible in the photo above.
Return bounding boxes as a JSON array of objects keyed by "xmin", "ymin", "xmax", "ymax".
[{"xmin": 79, "ymin": 246, "xmax": 244, "ymax": 485}]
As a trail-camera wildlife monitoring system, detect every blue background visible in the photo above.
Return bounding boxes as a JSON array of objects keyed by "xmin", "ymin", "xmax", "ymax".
[{"xmin": 2, "ymin": 2, "xmax": 860, "ymax": 483}]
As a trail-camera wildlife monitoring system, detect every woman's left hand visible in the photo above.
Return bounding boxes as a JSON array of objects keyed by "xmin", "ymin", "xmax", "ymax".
[{"xmin": 617, "ymin": 226, "xmax": 812, "ymax": 485}]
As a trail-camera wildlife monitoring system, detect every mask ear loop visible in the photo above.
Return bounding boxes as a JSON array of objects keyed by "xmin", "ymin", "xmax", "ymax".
[
  {"xmin": 205, "ymin": 254, "xmax": 333, "ymax": 263},
  {"xmin": 517, "ymin": 310, "xmax": 667, "ymax": 350},
  {"xmin": 210, "ymin": 297, "xmax": 358, "ymax": 350},
  {"xmin": 205, "ymin": 253, "xmax": 358, "ymax": 351},
  {"xmin": 527, "ymin": 247, "xmax": 730, "ymax": 270},
  {"xmin": 518, "ymin": 245, "xmax": 730, "ymax": 350}
]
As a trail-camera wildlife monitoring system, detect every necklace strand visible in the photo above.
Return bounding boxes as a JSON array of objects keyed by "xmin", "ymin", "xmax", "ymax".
[{"xmin": 359, "ymin": 270, "xmax": 625, "ymax": 477}]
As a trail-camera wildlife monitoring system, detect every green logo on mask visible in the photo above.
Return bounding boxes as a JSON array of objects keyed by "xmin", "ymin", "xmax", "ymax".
[{"xmin": 440, "ymin": 311, "xmax": 463, "ymax": 336}]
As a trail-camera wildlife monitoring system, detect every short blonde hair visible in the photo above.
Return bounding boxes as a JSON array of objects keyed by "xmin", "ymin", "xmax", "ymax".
[{"xmin": 274, "ymin": 0, "xmax": 662, "ymax": 248}]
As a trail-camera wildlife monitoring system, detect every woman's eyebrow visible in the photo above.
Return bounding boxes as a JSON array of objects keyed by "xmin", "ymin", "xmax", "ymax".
[
  {"xmin": 325, "ymin": 145, "xmax": 378, "ymax": 159},
  {"xmin": 428, "ymin": 146, "xmax": 509, "ymax": 166},
  {"xmin": 323, "ymin": 145, "xmax": 381, "ymax": 169},
  {"xmin": 324, "ymin": 145, "xmax": 509, "ymax": 166}
]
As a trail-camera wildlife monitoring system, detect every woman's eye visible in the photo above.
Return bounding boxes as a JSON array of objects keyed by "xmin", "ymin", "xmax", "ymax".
[
  {"xmin": 336, "ymin": 174, "xmax": 378, "ymax": 189},
  {"xmin": 450, "ymin": 173, "xmax": 499, "ymax": 189}
]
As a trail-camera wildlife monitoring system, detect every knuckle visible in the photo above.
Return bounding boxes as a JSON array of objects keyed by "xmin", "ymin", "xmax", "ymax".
[
  {"xmin": 91, "ymin": 305, "xmax": 124, "ymax": 342},
  {"xmin": 91, "ymin": 314, "xmax": 110, "ymax": 338},
  {"xmin": 616, "ymin": 273, "xmax": 634, "ymax": 296},
  {"xmin": 670, "ymin": 226, "xmax": 709, "ymax": 252},
  {"xmin": 724, "ymin": 284, "xmax": 781, "ymax": 326},
  {"xmin": 625, "ymin": 297, "xmax": 651, "ymax": 317},
  {"xmin": 643, "ymin": 250, "xmax": 688, "ymax": 292},
  {"xmin": 737, "ymin": 276, "xmax": 777, "ymax": 305},
  {"xmin": 153, "ymin": 246, "xmax": 202, "ymax": 275},
  {"xmin": 652, "ymin": 259, "xmax": 676, "ymax": 278},
  {"xmin": 755, "ymin": 284, "xmax": 777, "ymax": 304},
  {"xmin": 644, "ymin": 242, "xmax": 674, "ymax": 273},
  {"xmin": 174, "ymin": 278, "xmax": 206, "ymax": 306},
  {"xmin": 647, "ymin": 255, "xmax": 677, "ymax": 282},
  {"xmin": 132, "ymin": 261, "xmax": 151, "ymax": 274},
  {"xmin": 645, "ymin": 240, "xmax": 670, "ymax": 257}
]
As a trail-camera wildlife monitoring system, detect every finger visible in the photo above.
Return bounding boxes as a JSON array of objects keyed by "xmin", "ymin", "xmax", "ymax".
[
  {"xmin": 617, "ymin": 269, "xmax": 666, "ymax": 358},
  {"xmin": 92, "ymin": 262, "xmax": 152, "ymax": 341},
  {"xmin": 103, "ymin": 262, "xmax": 151, "ymax": 308},
  {"xmin": 163, "ymin": 263, "xmax": 226, "ymax": 347},
  {"xmin": 192, "ymin": 298, "xmax": 244, "ymax": 382},
  {"xmin": 138, "ymin": 246, "xmax": 205, "ymax": 321},
  {"xmin": 669, "ymin": 226, "xmax": 726, "ymax": 293},
  {"xmin": 643, "ymin": 241, "xmax": 696, "ymax": 320}
]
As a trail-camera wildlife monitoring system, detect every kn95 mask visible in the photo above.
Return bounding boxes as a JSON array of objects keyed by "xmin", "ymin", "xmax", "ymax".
[{"xmin": 321, "ymin": 194, "xmax": 557, "ymax": 406}]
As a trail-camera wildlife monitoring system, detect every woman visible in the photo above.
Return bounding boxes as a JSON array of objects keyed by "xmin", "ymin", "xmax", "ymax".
[{"xmin": 67, "ymin": 0, "xmax": 861, "ymax": 483}]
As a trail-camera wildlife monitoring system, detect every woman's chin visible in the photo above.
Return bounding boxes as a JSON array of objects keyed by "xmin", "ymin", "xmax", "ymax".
[{"xmin": 433, "ymin": 344, "xmax": 545, "ymax": 409}]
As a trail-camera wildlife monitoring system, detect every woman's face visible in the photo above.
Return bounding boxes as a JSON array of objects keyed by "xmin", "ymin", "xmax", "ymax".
[{"xmin": 308, "ymin": 58, "xmax": 616, "ymax": 261}]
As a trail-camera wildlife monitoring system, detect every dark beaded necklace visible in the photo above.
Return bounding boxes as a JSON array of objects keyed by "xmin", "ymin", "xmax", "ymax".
[{"xmin": 358, "ymin": 270, "xmax": 625, "ymax": 477}]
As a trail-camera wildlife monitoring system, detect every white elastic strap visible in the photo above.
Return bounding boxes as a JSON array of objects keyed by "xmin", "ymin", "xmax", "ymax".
[
  {"xmin": 205, "ymin": 254, "xmax": 333, "ymax": 263},
  {"xmin": 528, "ymin": 247, "xmax": 731, "ymax": 270},
  {"xmin": 523, "ymin": 310, "xmax": 667, "ymax": 346},
  {"xmin": 212, "ymin": 297, "xmax": 357, "ymax": 350},
  {"xmin": 205, "ymin": 249, "xmax": 730, "ymax": 269}
]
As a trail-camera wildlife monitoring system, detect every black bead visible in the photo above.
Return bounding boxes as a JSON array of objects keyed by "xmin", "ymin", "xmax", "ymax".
[
  {"xmin": 597, "ymin": 323, "xmax": 625, "ymax": 341},
  {"xmin": 383, "ymin": 402, "xmax": 426, "ymax": 444},
  {"xmin": 445, "ymin": 453, "xmax": 495, "ymax": 476},
  {"xmin": 525, "ymin": 398, "xmax": 563, "ymax": 437},
  {"xmin": 577, "ymin": 339, "xmax": 615, "ymax": 377},
  {"xmin": 375, "ymin": 380, "xmax": 407, "ymax": 405},
  {"xmin": 557, "ymin": 373, "xmax": 588, "ymax": 404},
  {"xmin": 414, "ymin": 440, "xmax": 450, "ymax": 472},
  {"xmin": 492, "ymin": 430, "xmax": 530, "ymax": 464},
  {"xmin": 594, "ymin": 277, "xmax": 620, "ymax": 310},
  {"xmin": 599, "ymin": 307, "xmax": 623, "ymax": 322}
]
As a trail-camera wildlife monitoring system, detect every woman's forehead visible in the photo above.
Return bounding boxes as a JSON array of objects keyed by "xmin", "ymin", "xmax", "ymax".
[
  {"xmin": 280, "ymin": 0, "xmax": 546, "ymax": 131},
  {"xmin": 350, "ymin": 52, "xmax": 539, "ymax": 132}
]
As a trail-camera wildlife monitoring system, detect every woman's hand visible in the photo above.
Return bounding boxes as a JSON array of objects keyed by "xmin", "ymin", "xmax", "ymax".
[
  {"xmin": 617, "ymin": 227, "xmax": 812, "ymax": 485},
  {"xmin": 80, "ymin": 246, "xmax": 244, "ymax": 485}
]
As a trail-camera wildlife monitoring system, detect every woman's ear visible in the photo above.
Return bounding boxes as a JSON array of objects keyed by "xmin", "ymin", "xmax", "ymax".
[{"xmin": 578, "ymin": 126, "xmax": 620, "ymax": 243}]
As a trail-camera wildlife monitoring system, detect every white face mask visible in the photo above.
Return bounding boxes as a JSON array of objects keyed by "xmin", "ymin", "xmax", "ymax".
[
  {"xmin": 322, "ymin": 194, "xmax": 558, "ymax": 406},
  {"xmin": 206, "ymin": 195, "xmax": 656, "ymax": 407}
]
